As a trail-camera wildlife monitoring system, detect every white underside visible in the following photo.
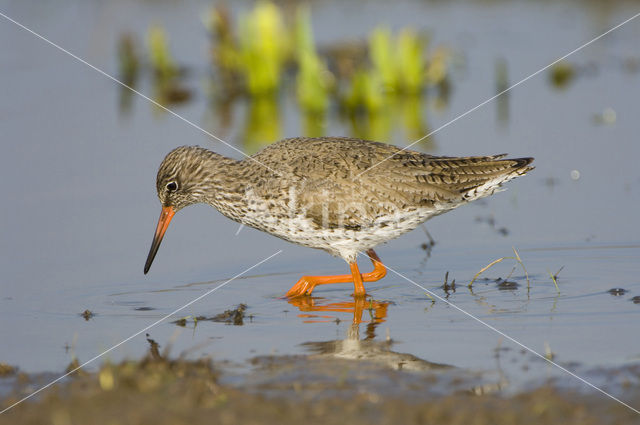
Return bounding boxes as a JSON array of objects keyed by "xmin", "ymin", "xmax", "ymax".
[
  {"xmin": 238, "ymin": 202, "xmax": 453, "ymax": 263},
  {"xmin": 234, "ymin": 177, "xmax": 513, "ymax": 263}
]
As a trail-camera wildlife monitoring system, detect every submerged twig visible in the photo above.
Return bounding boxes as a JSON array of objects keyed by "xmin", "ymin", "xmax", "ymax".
[
  {"xmin": 548, "ymin": 270, "xmax": 560, "ymax": 293},
  {"xmin": 512, "ymin": 246, "xmax": 530, "ymax": 287},
  {"xmin": 469, "ymin": 257, "xmax": 507, "ymax": 287},
  {"xmin": 553, "ymin": 266, "xmax": 564, "ymax": 279},
  {"xmin": 442, "ymin": 271, "xmax": 456, "ymax": 296},
  {"xmin": 469, "ymin": 247, "xmax": 529, "ymax": 288},
  {"xmin": 504, "ymin": 266, "xmax": 517, "ymax": 281}
]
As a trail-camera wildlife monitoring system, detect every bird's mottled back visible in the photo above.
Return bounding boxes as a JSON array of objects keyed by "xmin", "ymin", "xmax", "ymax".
[{"xmin": 243, "ymin": 137, "xmax": 533, "ymax": 229}]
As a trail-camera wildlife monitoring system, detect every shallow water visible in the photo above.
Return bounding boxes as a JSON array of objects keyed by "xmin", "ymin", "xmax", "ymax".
[{"xmin": 1, "ymin": 0, "xmax": 640, "ymax": 408}]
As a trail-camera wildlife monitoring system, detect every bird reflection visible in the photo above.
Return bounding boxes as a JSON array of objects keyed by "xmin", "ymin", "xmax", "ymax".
[
  {"xmin": 288, "ymin": 296, "xmax": 388, "ymax": 336},
  {"xmin": 287, "ymin": 296, "xmax": 450, "ymax": 371},
  {"xmin": 278, "ymin": 296, "xmax": 509, "ymax": 394}
]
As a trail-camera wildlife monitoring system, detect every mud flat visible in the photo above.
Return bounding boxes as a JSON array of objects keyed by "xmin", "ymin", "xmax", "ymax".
[{"xmin": 1, "ymin": 348, "xmax": 638, "ymax": 425}]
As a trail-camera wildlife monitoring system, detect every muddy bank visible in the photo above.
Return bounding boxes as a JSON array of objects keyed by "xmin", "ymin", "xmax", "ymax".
[{"xmin": 1, "ymin": 350, "xmax": 638, "ymax": 425}]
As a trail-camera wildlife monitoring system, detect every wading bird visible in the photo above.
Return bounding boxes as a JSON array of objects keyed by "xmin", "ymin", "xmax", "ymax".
[{"xmin": 144, "ymin": 137, "xmax": 533, "ymax": 297}]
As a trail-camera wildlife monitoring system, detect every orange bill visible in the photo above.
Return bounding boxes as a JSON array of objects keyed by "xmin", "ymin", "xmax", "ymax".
[{"xmin": 144, "ymin": 206, "xmax": 175, "ymax": 274}]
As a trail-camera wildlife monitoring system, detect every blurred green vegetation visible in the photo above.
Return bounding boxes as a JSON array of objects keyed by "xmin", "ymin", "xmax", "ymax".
[
  {"xmin": 147, "ymin": 25, "xmax": 178, "ymax": 79},
  {"xmin": 495, "ymin": 58, "xmax": 509, "ymax": 126},
  {"xmin": 295, "ymin": 5, "xmax": 333, "ymax": 114},
  {"xmin": 149, "ymin": 25, "xmax": 192, "ymax": 109},
  {"xmin": 116, "ymin": 33, "xmax": 139, "ymax": 113},
  {"xmin": 117, "ymin": 1, "xmax": 454, "ymax": 151},
  {"xmin": 238, "ymin": 2, "xmax": 290, "ymax": 95},
  {"xmin": 549, "ymin": 60, "xmax": 576, "ymax": 90}
]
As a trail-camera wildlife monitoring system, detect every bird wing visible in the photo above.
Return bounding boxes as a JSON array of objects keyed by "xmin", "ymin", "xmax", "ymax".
[
  {"xmin": 385, "ymin": 152, "xmax": 534, "ymax": 204},
  {"xmin": 251, "ymin": 137, "xmax": 533, "ymax": 229}
]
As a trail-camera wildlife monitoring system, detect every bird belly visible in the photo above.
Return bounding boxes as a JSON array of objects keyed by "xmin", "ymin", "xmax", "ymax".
[
  {"xmin": 231, "ymin": 188, "xmax": 456, "ymax": 263},
  {"xmin": 241, "ymin": 207, "xmax": 440, "ymax": 263}
]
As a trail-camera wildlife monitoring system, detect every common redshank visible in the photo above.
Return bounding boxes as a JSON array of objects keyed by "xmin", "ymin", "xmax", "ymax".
[{"xmin": 144, "ymin": 137, "xmax": 533, "ymax": 297}]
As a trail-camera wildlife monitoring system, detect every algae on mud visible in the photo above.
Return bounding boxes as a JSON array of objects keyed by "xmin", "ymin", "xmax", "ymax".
[{"xmin": 1, "ymin": 347, "xmax": 638, "ymax": 425}]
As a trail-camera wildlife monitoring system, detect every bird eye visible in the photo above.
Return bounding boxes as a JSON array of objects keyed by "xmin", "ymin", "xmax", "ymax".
[{"xmin": 166, "ymin": 181, "xmax": 178, "ymax": 192}]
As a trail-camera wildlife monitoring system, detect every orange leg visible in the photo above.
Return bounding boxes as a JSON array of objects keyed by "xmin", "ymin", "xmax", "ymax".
[{"xmin": 285, "ymin": 249, "xmax": 387, "ymax": 298}]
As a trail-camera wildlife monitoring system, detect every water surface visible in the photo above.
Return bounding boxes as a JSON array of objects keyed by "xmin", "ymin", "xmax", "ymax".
[{"xmin": 1, "ymin": 0, "xmax": 639, "ymax": 405}]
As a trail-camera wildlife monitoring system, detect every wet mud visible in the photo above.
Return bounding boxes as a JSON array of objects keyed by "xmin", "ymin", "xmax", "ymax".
[{"xmin": 1, "ymin": 345, "xmax": 638, "ymax": 425}]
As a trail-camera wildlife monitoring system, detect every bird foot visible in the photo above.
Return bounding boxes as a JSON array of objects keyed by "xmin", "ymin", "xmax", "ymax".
[
  {"xmin": 285, "ymin": 276, "xmax": 318, "ymax": 298},
  {"xmin": 284, "ymin": 251, "xmax": 386, "ymax": 298}
]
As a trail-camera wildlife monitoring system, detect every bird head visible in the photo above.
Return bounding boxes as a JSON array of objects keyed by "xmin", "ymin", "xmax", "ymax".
[{"xmin": 144, "ymin": 146, "xmax": 214, "ymax": 274}]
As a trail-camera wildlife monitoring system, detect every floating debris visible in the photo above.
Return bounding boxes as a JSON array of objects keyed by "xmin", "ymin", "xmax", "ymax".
[
  {"xmin": 496, "ymin": 279, "xmax": 519, "ymax": 291},
  {"xmin": 570, "ymin": 170, "xmax": 580, "ymax": 181},
  {"xmin": 172, "ymin": 304, "xmax": 248, "ymax": 326},
  {"xmin": 174, "ymin": 317, "xmax": 188, "ymax": 327},
  {"xmin": 204, "ymin": 303, "xmax": 247, "ymax": 325},
  {"xmin": 469, "ymin": 247, "xmax": 529, "ymax": 288},
  {"xmin": 80, "ymin": 309, "xmax": 95, "ymax": 321},
  {"xmin": 441, "ymin": 271, "xmax": 456, "ymax": 295}
]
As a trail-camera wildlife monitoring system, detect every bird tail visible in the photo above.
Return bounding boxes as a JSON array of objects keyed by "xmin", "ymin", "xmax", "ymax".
[{"xmin": 458, "ymin": 156, "xmax": 534, "ymax": 202}]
